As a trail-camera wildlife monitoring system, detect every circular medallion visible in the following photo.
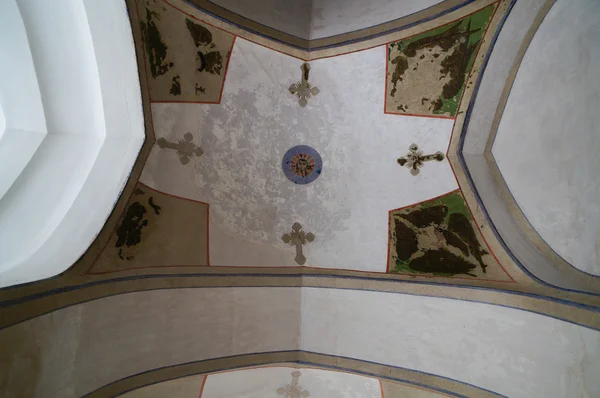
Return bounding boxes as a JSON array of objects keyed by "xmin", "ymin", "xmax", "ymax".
[{"xmin": 282, "ymin": 145, "xmax": 322, "ymax": 185}]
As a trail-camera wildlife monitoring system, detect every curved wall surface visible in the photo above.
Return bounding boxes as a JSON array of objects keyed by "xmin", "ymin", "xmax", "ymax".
[
  {"xmin": 1, "ymin": 1, "xmax": 599, "ymax": 398},
  {"xmin": 0, "ymin": 0, "xmax": 144, "ymax": 287},
  {"xmin": 492, "ymin": 0, "xmax": 600, "ymax": 276},
  {"xmin": 198, "ymin": 0, "xmax": 454, "ymax": 42},
  {"xmin": 1, "ymin": 288, "xmax": 598, "ymax": 398},
  {"xmin": 458, "ymin": 0, "xmax": 600, "ymax": 293}
]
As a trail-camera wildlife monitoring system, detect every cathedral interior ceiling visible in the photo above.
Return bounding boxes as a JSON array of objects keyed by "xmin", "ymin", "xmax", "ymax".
[
  {"xmin": 1, "ymin": 0, "xmax": 599, "ymax": 327},
  {"xmin": 1, "ymin": 1, "xmax": 599, "ymax": 394}
]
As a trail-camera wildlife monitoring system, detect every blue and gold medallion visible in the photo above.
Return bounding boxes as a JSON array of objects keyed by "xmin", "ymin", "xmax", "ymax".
[{"xmin": 282, "ymin": 145, "xmax": 322, "ymax": 185}]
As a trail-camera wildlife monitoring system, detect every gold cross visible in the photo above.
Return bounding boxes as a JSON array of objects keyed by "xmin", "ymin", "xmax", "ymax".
[
  {"xmin": 282, "ymin": 223, "xmax": 315, "ymax": 265},
  {"xmin": 276, "ymin": 370, "xmax": 310, "ymax": 398},
  {"xmin": 157, "ymin": 132, "xmax": 203, "ymax": 165},
  {"xmin": 397, "ymin": 143, "xmax": 445, "ymax": 176},
  {"xmin": 289, "ymin": 63, "xmax": 320, "ymax": 107}
]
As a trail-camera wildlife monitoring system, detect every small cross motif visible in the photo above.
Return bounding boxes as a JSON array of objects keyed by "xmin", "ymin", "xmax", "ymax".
[
  {"xmin": 157, "ymin": 132, "xmax": 204, "ymax": 165},
  {"xmin": 397, "ymin": 143, "xmax": 445, "ymax": 176},
  {"xmin": 289, "ymin": 63, "xmax": 319, "ymax": 107},
  {"xmin": 277, "ymin": 370, "xmax": 310, "ymax": 398},
  {"xmin": 282, "ymin": 222, "xmax": 315, "ymax": 265}
]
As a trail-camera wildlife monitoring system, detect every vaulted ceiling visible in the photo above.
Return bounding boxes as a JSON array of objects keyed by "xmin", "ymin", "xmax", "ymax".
[{"xmin": 1, "ymin": 0, "xmax": 599, "ymax": 397}]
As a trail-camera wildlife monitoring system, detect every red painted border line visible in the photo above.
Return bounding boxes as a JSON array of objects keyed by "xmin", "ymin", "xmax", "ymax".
[
  {"xmin": 218, "ymin": 35, "xmax": 237, "ymax": 103},
  {"xmin": 384, "ymin": 110, "xmax": 456, "ymax": 120},
  {"xmin": 140, "ymin": 182, "xmax": 209, "ymax": 205},
  {"xmin": 388, "ymin": 188, "xmax": 460, "ymax": 214},
  {"xmin": 198, "ymin": 375, "xmax": 207, "ymax": 398}
]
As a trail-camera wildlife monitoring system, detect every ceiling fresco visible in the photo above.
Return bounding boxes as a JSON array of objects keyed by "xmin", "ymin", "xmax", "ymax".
[
  {"xmin": 1, "ymin": 0, "xmax": 598, "ymax": 324},
  {"xmin": 86, "ymin": 182, "xmax": 209, "ymax": 275},
  {"xmin": 388, "ymin": 189, "xmax": 512, "ymax": 280},
  {"xmin": 1, "ymin": 0, "xmax": 599, "ymax": 396},
  {"xmin": 139, "ymin": 0, "xmax": 235, "ymax": 103},
  {"xmin": 386, "ymin": 3, "xmax": 495, "ymax": 117},
  {"xmin": 125, "ymin": 0, "xmax": 520, "ymax": 282},
  {"xmin": 141, "ymin": 38, "xmax": 457, "ymax": 271}
]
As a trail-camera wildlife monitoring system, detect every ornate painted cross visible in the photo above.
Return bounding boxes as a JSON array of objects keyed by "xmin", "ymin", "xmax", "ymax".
[
  {"xmin": 277, "ymin": 370, "xmax": 310, "ymax": 398},
  {"xmin": 282, "ymin": 222, "xmax": 315, "ymax": 265},
  {"xmin": 289, "ymin": 63, "xmax": 319, "ymax": 107},
  {"xmin": 397, "ymin": 143, "xmax": 445, "ymax": 176},
  {"xmin": 157, "ymin": 132, "xmax": 204, "ymax": 165}
]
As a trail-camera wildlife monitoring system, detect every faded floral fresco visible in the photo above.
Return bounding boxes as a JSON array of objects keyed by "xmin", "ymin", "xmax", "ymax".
[
  {"xmin": 142, "ymin": 39, "xmax": 458, "ymax": 270},
  {"xmin": 386, "ymin": 3, "xmax": 496, "ymax": 116},
  {"xmin": 138, "ymin": 0, "xmax": 234, "ymax": 102}
]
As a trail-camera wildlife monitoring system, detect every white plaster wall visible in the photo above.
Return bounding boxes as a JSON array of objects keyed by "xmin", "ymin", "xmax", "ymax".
[
  {"xmin": 202, "ymin": 367, "xmax": 381, "ymax": 397},
  {"xmin": 310, "ymin": 0, "xmax": 444, "ymax": 39},
  {"xmin": 0, "ymin": 288, "xmax": 301, "ymax": 397},
  {"xmin": 2, "ymin": 287, "xmax": 598, "ymax": 397},
  {"xmin": 0, "ymin": 0, "xmax": 144, "ymax": 287},
  {"xmin": 142, "ymin": 38, "xmax": 457, "ymax": 271},
  {"xmin": 462, "ymin": 0, "xmax": 546, "ymax": 155},
  {"xmin": 0, "ymin": 0, "xmax": 46, "ymax": 200},
  {"xmin": 301, "ymin": 287, "xmax": 600, "ymax": 398},
  {"xmin": 492, "ymin": 0, "xmax": 600, "ymax": 275}
]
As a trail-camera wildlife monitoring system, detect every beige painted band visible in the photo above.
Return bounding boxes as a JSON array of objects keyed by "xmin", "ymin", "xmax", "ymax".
[
  {"xmin": 2, "ymin": 280, "xmax": 599, "ymax": 333},
  {"xmin": 178, "ymin": 0, "xmax": 497, "ymax": 60},
  {"xmin": 186, "ymin": 0, "xmax": 468, "ymax": 50},
  {"xmin": 86, "ymin": 352, "xmax": 499, "ymax": 398}
]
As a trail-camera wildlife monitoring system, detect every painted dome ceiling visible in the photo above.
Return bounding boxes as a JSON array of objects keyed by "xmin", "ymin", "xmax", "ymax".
[
  {"xmin": 61, "ymin": 0, "xmax": 597, "ymax": 295},
  {"xmin": 104, "ymin": 0, "xmax": 506, "ymax": 277},
  {"xmin": 1, "ymin": 0, "xmax": 599, "ymax": 397}
]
